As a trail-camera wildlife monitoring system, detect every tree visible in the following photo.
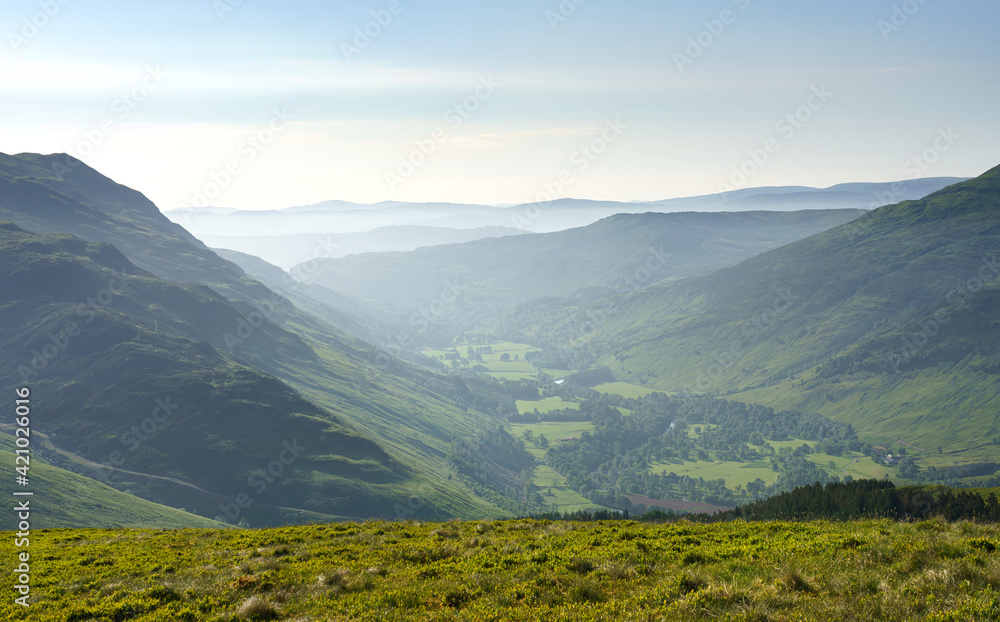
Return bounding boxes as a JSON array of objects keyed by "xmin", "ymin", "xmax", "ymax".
[
  {"xmin": 500, "ymin": 353, "xmax": 511, "ymax": 362},
  {"xmin": 538, "ymin": 434, "xmax": 549, "ymax": 448},
  {"xmin": 898, "ymin": 456, "xmax": 919, "ymax": 479}
]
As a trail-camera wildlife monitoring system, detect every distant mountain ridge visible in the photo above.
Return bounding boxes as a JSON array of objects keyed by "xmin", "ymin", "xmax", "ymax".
[
  {"xmin": 296, "ymin": 209, "xmax": 869, "ymax": 336},
  {"xmin": 201, "ymin": 225, "xmax": 526, "ymax": 269},
  {"xmin": 164, "ymin": 177, "xmax": 966, "ymax": 240}
]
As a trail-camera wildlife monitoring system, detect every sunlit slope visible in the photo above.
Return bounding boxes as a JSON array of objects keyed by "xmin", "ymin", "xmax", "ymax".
[
  {"xmin": 567, "ymin": 167, "xmax": 1000, "ymax": 462},
  {"xmin": 300, "ymin": 209, "xmax": 866, "ymax": 312},
  {"xmin": 0, "ymin": 224, "xmax": 497, "ymax": 524}
]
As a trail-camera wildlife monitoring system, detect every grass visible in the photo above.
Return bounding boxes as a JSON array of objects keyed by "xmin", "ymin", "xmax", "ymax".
[
  {"xmin": 3, "ymin": 519, "xmax": 998, "ymax": 620},
  {"xmin": 0, "ymin": 433, "xmax": 226, "ymax": 530},
  {"xmin": 803, "ymin": 451, "xmax": 892, "ymax": 481},
  {"xmin": 592, "ymin": 382, "xmax": 663, "ymax": 399},
  {"xmin": 426, "ymin": 341, "xmax": 546, "ymax": 381},
  {"xmin": 648, "ymin": 458, "xmax": 780, "ymax": 489},
  {"xmin": 531, "ymin": 465, "xmax": 605, "ymax": 513},
  {"xmin": 509, "ymin": 422, "xmax": 595, "ymax": 455}
]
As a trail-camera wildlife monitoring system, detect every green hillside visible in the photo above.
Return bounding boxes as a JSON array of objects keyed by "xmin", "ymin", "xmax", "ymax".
[
  {"xmin": 0, "ymin": 153, "xmax": 517, "ymax": 524},
  {"xmin": 300, "ymin": 209, "xmax": 865, "ymax": 321},
  {"xmin": 0, "ymin": 152, "xmax": 273, "ymax": 305},
  {"xmin": 545, "ymin": 166, "xmax": 1000, "ymax": 473},
  {"xmin": 0, "ymin": 224, "xmax": 504, "ymax": 524},
  {"xmin": 0, "ymin": 224, "xmax": 426, "ymax": 523},
  {"xmin": 2, "ymin": 517, "xmax": 997, "ymax": 620},
  {"xmin": 0, "ymin": 433, "xmax": 225, "ymax": 529}
]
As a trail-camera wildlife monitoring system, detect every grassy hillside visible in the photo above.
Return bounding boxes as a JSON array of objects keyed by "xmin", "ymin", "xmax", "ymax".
[
  {"xmin": 0, "ymin": 224, "xmax": 502, "ymax": 524},
  {"xmin": 546, "ymin": 166, "xmax": 1000, "ymax": 472},
  {"xmin": 0, "ymin": 153, "xmax": 519, "ymax": 524},
  {"xmin": 0, "ymin": 433, "xmax": 225, "ymax": 529},
  {"xmin": 2, "ymin": 518, "xmax": 997, "ymax": 620},
  {"xmin": 300, "ymin": 209, "xmax": 865, "ymax": 318},
  {"xmin": 0, "ymin": 152, "xmax": 270, "ymax": 304}
]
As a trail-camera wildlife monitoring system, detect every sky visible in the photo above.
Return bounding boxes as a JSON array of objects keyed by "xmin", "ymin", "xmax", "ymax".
[{"xmin": 1, "ymin": 0, "xmax": 998, "ymax": 210}]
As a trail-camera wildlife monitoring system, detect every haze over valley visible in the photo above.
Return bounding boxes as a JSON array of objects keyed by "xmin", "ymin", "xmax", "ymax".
[{"xmin": 2, "ymin": 1, "xmax": 999, "ymax": 619}]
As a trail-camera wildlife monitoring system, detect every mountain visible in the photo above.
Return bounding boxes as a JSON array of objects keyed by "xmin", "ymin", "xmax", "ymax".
[
  {"xmin": 0, "ymin": 153, "xmax": 271, "ymax": 305},
  {"xmin": 165, "ymin": 201, "xmax": 511, "ymax": 237},
  {"xmin": 210, "ymin": 247, "xmax": 379, "ymax": 343},
  {"xmin": 640, "ymin": 178, "xmax": 968, "ymax": 211},
  {"xmin": 0, "ymin": 223, "xmax": 427, "ymax": 524},
  {"xmin": 544, "ymin": 168, "xmax": 1000, "ymax": 471},
  {"xmin": 0, "ymin": 153, "xmax": 515, "ymax": 525},
  {"xmin": 296, "ymin": 209, "xmax": 866, "ymax": 337},
  {"xmin": 164, "ymin": 178, "xmax": 964, "ymax": 241},
  {"xmin": 200, "ymin": 225, "xmax": 525, "ymax": 270},
  {"xmin": 0, "ymin": 432, "xmax": 227, "ymax": 529}
]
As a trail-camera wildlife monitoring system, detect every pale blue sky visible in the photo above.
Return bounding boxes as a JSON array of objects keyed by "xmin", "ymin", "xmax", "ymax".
[{"xmin": 1, "ymin": 0, "xmax": 997, "ymax": 208}]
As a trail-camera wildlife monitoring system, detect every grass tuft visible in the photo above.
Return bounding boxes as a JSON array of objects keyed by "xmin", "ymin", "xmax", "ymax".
[{"xmin": 235, "ymin": 595, "xmax": 279, "ymax": 621}]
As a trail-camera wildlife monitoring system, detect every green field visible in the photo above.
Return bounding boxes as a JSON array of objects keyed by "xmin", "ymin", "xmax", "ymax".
[
  {"xmin": 804, "ymin": 452, "xmax": 894, "ymax": 481},
  {"xmin": 516, "ymin": 396, "xmax": 580, "ymax": 414},
  {"xmin": 425, "ymin": 341, "xmax": 547, "ymax": 380},
  {"xmin": 649, "ymin": 458, "xmax": 780, "ymax": 489},
  {"xmin": 5, "ymin": 519, "xmax": 998, "ymax": 621},
  {"xmin": 531, "ymin": 464, "xmax": 605, "ymax": 513},
  {"xmin": 510, "ymin": 422, "xmax": 595, "ymax": 456}
]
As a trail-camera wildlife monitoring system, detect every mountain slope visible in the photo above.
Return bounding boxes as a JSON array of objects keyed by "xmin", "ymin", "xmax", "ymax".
[
  {"xmin": 0, "ymin": 152, "xmax": 271, "ymax": 304},
  {"xmin": 557, "ymin": 168, "xmax": 1000, "ymax": 469},
  {"xmin": 0, "ymin": 224, "xmax": 437, "ymax": 524},
  {"xmin": 201, "ymin": 225, "xmax": 526, "ymax": 270},
  {"xmin": 0, "ymin": 432, "xmax": 228, "ymax": 529},
  {"xmin": 0, "ymin": 153, "xmax": 516, "ymax": 523},
  {"xmin": 299, "ymin": 209, "xmax": 866, "ymax": 323}
]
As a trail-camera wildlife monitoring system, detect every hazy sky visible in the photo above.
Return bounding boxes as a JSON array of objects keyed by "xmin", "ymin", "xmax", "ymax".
[{"xmin": 2, "ymin": 0, "xmax": 998, "ymax": 209}]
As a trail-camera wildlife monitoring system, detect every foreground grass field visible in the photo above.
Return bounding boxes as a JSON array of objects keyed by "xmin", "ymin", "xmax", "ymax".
[{"xmin": 2, "ymin": 518, "xmax": 998, "ymax": 621}]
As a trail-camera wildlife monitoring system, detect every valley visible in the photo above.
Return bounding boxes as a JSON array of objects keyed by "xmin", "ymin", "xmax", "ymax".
[
  {"xmin": 4, "ymin": 3, "xmax": 998, "ymax": 618},
  {"xmin": 2, "ymin": 154, "xmax": 997, "ymax": 532}
]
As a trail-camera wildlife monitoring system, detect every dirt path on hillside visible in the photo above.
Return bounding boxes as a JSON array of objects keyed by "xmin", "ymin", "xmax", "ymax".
[
  {"xmin": 856, "ymin": 429, "xmax": 925, "ymax": 451},
  {"xmin": 1, "ymin": 425, "xmax": 354, "ymax": 522}
]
